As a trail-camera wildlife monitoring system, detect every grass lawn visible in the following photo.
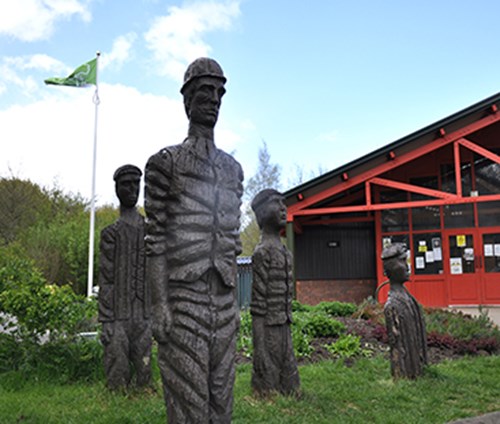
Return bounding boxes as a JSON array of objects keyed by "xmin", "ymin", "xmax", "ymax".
[{"xmin": 1, "ymin": 355, "xmax": 499, "ymax": 424}]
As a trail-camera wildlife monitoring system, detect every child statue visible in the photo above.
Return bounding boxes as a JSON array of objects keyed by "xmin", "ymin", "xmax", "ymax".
[{"xmin": 250, "ymin": 189, "xmax": 300, "ymax": 396}]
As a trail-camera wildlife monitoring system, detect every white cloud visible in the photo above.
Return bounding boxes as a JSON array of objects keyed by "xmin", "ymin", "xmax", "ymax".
[
  {"xmin": 101, "ymin": 33, "xmax": 138, "ymax": 70},
  {"xmin": 0, "ymin": 0, "xmax": 91, "ymax": 41},
  {"xmin": 0, "ymin": 54, "xmax": 67, "ymax": 98},
  {"xmin": 0, "ymin": 82, "xmax": 244, "ymax": 206},
  {"xmin": 144, "ymin": 0, "xmax": 241, "ymax": 80}
]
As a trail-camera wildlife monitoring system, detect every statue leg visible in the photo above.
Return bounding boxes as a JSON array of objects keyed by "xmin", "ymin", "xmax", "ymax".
[
  {"xmin": 279, "ymin": 323, "xmax": 300, "ymax": 395},
  {"xmin": 130, "ymin": 318, "xmax": 153, "ymax": 387},
  {"xmin": 157, "ymin": 281, "xmax": 211, "ymax": 424},
  {"xmin": 103, "ymin": 321, "xmax": 130, "ymax": 389},
  {"xmin": 207, "ymin": 270, "xmax": 238, "ymax": 424}
]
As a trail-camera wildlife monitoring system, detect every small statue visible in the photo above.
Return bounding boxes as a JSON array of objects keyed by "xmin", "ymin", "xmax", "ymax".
[
  {"xmin": 382, "ymin": 243, "xmax": 427, "ymax": 379},
  {"xmin": 98, "ymin": 164, "xmax": 152, "ymax": 390},
  {"xmin": 250, "ymin": 189, "xmax": 300, "ymax": 396},
  {"xmin": 145, "ymin": 58, "xmax": 243, "ymax": 423}
]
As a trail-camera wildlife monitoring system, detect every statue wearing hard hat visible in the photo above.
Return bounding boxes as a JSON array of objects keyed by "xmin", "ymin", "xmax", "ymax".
[{"xmin": 145, "ymin": 58, "xmax": 243, "ymax": 423}]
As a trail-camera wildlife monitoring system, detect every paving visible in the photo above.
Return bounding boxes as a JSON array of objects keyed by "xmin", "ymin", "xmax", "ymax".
[{"xmin": 447, "ymin": 411, "xmax": 500, "ymax": 424}]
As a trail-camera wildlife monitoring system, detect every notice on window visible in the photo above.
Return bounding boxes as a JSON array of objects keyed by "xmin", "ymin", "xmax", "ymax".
[
  {"xmin": 456, "ymin": 235, "xmax": 466, "ymax": 247},
  {"xmin": 416, "ymin": 256, "xmax": 425, "ymax": 269},
  {"xmin": 383, "ymin": 237, "xmax": 392, "ymax": 248},
  {"xmin": 425, "ymin": 251, "xmax": 435, "ymax": 263},
  {"xmin": 450, "ymin": 257, "xmax": 463, "ymax": 274},
  {"xmin": 495, "ymin": 244, "xmax": 500, "ymax": 257},
  {"xmin": 418, "ymin": 240, "xmax": 427, "ymax": 252},
  {"xmin": 484, "ymin": 244, "xmax": 494, "ymax": 257},
  {"xmin": 432, "ymin": 237, "xmax": 442, "ymax": 261},
  {"xmin": 464, "ymin": 247, "xmax": 474, "ymax": 262}
]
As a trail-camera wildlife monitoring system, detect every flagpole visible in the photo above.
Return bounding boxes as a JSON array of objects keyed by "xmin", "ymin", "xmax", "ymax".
[{"xmin": 87, "ymin": 51, "xmax": 101, "ymax": 298}]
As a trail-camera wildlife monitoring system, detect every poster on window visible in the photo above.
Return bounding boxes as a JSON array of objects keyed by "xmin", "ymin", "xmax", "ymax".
[
  {"xmin": 415, "ymin": 256, "xmax": 425, "ymax": 269},
  {"xmin": 425, "ymin": 251, "xmax": 435, "ymax": 263},
  {"xmin": 484, "ymin": 244, "xmax": 494, "ymax": 257},
  {"xmin": 495, "ymin": 244, "xmax": 500, "ymax": 257},
  {"xmin": 456, "ymin": 235, "xmax": 466, "ymax": 247},
  {"xmin": 450, "ymin": 257, "xmax": 463, "ymax": 274},
  {"xmin": 432, "ymin": 237, "xmax": 442, "ymax": 261},
  {"xmin": 464, "ymin": 247, "xmax": 474, "ymax": 262}
]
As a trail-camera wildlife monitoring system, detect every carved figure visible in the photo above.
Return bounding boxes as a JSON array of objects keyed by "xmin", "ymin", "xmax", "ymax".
[
  {"xmin": 145, "ymin": 58, "xmax": 243, "ymax": 423},
  {"xmin": 98, "ymin": 164, "xmax": 152, "ymax": 390},
  {"xmin": 250, "ymin": 189, "xmax": 300, "ymax": 396},
  {"xmin": 382, "ymin": 243, "xmax": 428, "ymax": 379}
]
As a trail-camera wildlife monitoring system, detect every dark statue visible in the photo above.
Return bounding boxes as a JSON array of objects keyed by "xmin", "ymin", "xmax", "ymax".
[
  {"xmin": 250, "ymin": 189, "xmax": 300, "ymax": 396},
  {"xmin": 98, "ymin": 164, "xmax": 152, "ymax": 390},
  {"xmin": 145, "ymin": 58, "xmax": 243, "ymax": 423},
  {"xmin": 382, "ymin": 243, "xmax": 428, "ymax": 379}
]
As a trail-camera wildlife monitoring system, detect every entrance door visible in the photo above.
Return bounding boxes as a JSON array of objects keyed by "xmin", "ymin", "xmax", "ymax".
[
  {"xmin": 444, "ymin": 231, "xmax": 481, "ymax": 304},
  {"xmin": 480, "ymin": 231, "xmax": 500, "ymax": 303}
]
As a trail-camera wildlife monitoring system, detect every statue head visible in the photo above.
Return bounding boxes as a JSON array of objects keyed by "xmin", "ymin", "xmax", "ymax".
[
  {"xmin": 113, "ymin": 164, "xmax": 142, "ymax": 208},
  {"xmin": 251, "ymin": 189, "xmax": 287, "ymax": 231},
  {"xmin": 181, "ymin": 57, "xmax": 227, "ymax": 128},
  {"xmin": 381, "ymin": 243, "xmax": 410, "ymax": 284}
]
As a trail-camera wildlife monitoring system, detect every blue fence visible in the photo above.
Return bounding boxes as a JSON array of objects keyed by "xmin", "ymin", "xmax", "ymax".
[{"xmin": 237, "ymin": 257, "xmax": 252, "ymax": 309}]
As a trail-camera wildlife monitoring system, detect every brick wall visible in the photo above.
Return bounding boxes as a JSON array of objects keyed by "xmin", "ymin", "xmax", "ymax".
[{"xmin": 296, "ymin": 279, "xmax": 376, "ymax": 305}]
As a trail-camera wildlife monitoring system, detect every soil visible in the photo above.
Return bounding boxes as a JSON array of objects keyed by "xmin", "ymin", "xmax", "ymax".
[{"xmin": 236, "ymin": 316, "xmax": 495, "ymax": 365}]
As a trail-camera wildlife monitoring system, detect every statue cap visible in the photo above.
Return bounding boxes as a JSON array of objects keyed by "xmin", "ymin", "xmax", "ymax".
[
  {"xmin": 113, "ymin": 164, "xmax": 142, "ymax": 181},
  {"xmin": 381, "ymin": 242, "xmax": 407, "ymax": 260},
  {"xmin": 180, "ymin": 57, "xmax": 226, "ymax": 94}
]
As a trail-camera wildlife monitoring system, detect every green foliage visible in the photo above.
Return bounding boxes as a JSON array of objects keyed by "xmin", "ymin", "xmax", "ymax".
[
  {"xmin": 237, "ymin": 309, "xmax": 253, "ymax": 358},
  {"xmin": 290, "ymin": 313, "xmax": 314, "ymax": 358},
  {"xmin": 316, "ymin": 301, "xmax": 357, "ymax": 317},
  {"xmin": 0, "ymin": 251, "xmax": 97, "ymax": 340},
  {"xmin": 324, "ymin": 333, "xmax": 372, "ymax": 359},
  {"xmin": 302, "ymin": 312, "xmax": 346, "ymax": 338},
  {"xmin": 291, "ymin": 300, "xmax": 314, "ymax": 313},
  {"xmin": 425, "ymin": 308, "xmax": 500, "ymax": 342}
]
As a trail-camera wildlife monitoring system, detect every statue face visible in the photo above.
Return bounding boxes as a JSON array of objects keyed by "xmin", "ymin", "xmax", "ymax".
[
  {"xmin": 116, "ymin": 174, "xmax": 140, "ymax": 208},
  {"xmin": 187, "ymin": 76, "xmax": 226, "ymax": 128},
  {"xmin": 262, "ymin": 195, "xmax": 287, "ymax": 230},
  {"xmin": 388, "ymin": 254, "xmax": 410, "ymax": 284}
]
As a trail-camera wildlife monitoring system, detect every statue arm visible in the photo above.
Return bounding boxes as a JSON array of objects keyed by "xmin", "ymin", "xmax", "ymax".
[
  {"xmin": 251, "ymin": 248, "xmax": 269, "ymax": 316},
  {"xmin": 144, "ymin": 151, "xmax": 173, "ymax": 343},
  {"xmin": 98, "ymin": 226, "xmax": 116, "ymax": 323}
]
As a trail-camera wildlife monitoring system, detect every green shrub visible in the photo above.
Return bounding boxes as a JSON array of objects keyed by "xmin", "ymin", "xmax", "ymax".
[
  {"xmin": 302, "ymin": 313, "xmax": 346, "ymax": 338},
  {"xmin": 237, "ymin": 309, "xmax": 253, "ymax": 358},
  {"xmin": 324, "ymin": 333, "xmax": 372, "ymax": 359},
  {"xmin": 291, "ymin": 300, "xmax": 314, "ymax": 313},
  {"xmin": 425, "ymin": 308, "xmax": 500, "ymax": 342},
  {"xmin": 290, "ymin": 313, "xmax": 314, "ymax": 358},
  {"xmin": 316, "ymin": 301, "xmax": 357, "ymax": 317}
]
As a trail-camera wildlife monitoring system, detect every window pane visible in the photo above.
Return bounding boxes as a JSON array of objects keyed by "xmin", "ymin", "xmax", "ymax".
[
  {"xmin": 412, "ymin": 233, "xmax": 443, "ymax": 275},
  {"xmin": 448, "ymin": 234, "xmax": 475, "ymax": 274},
  {"xmin": 410, "ymin": 176, "xmax": 440, "ymax": 230},
  {"xmin": 381, "ymin": 190, "xmax": 408, "ymax": 232},
  {"xmin": 475, "ymin": 153, "xmax": 500, "ymax": 227},
  {"xmin": 483, "ymin": 233, "xmax": 500, "ymax": 273}
]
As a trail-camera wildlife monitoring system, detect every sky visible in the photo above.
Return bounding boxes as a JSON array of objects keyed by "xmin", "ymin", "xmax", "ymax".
[{"xmin": 1, "ymin": 0, "xmax": 500, "ymax": 207}]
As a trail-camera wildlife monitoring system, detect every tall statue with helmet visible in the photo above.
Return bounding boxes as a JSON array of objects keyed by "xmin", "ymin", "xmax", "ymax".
[
  {"xmin": 145, "ymin": 58, "xmax": 243, "ymax": 423},
  {"xmin": 382, "ymin": 243, "xmax": 428, "ymax": 379},
  {"xmin": 98, "ymin": 164, "xmax": 152, "ymax": 390}
]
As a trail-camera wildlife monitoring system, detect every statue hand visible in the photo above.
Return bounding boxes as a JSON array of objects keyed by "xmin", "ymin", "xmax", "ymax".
[
  {"xmin": 152, "ymin": 304, "xmax": 172, "ymax": 344},
  {"xmin": 100, "ymin": 322, "xmax": 114, "ymax": 345}
]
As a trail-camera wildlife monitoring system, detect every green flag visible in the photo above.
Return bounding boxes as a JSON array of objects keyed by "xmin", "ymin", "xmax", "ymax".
[{"xmin": 44, "ymin": 58, "xmax": 97, "ymax": 87}]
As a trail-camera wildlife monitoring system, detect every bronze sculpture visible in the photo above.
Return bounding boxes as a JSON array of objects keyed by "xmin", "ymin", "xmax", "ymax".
[
  {"xmin": 145, "ymin": 58, "xmax": 243, "ymax": 423},
  {"xmin": 250, "ymin": 189, "xmax": 300, "ymax": 396},
  {"xmin": 382, "ymin": 243, "xmax": 428, "ymax": 379},
  {"xmin": 98, "ymin": 164, "xmax": 152, "ymax": 390}
]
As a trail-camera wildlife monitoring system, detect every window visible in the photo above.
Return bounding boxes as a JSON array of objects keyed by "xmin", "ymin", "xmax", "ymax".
[
  {"xmin": 410, "ymin": 176, "xmax": 440, "ymax": 230},
  {"xmin": 381, "ymin": 190, "xmax": 408, "ymax": 232},
  {"xmin": 412, "ymin": 233, "xmax": 443, "ymax": 275}
]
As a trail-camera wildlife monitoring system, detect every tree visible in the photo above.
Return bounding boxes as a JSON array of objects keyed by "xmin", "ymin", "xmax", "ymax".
[{"xmin": 240, "ymin": 141, "xmax": 281, "ymax": 256}]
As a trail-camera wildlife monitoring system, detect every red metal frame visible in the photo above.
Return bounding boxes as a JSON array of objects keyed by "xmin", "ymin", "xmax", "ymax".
[{"xmin": 288, "ymin": 111, "xmax": 500, "ymax": 220}]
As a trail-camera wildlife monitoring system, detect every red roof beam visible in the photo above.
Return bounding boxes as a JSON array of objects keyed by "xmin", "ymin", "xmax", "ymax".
[
  {"xmin": 457, "ymin": 137, "xmax": 500, "ymax": 164},
  {"xmin": 368, "ymin": 177, "xmax": 459, "ymax": 200},
  {"xmin": 288, "ymin": 112, "xmax": 500, "ymax": 215},
  {"xmin": 292, "ymin": 193, "xmax": 500, "ymax": 217}
]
